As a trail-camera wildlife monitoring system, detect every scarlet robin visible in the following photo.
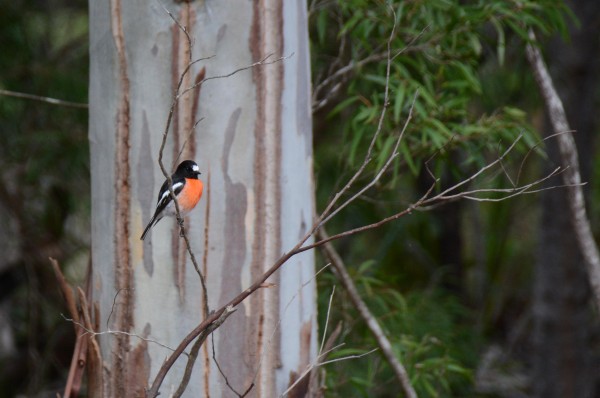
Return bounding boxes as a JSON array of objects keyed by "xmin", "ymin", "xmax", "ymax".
[{"xmin": 140, "ymin": 160, "xmax": 203, "ymax": 240}]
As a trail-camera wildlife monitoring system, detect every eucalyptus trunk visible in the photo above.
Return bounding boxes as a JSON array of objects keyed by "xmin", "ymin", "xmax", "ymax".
[{"xmin": 88, "ymin": 1, "xmax": 316, "ymax": 396}]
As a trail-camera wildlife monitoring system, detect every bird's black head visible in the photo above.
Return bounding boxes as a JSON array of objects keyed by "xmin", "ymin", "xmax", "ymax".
[{"xmin": 175, "ymin": 160, "xmax": 201, "ymax": 179}]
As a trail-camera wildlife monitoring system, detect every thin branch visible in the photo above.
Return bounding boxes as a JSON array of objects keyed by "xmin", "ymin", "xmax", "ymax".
[
  {"xmin": 210, "ymin": 331, "xmax": 250, "ymax": 398},
  {"xmin": 525, "ymin": 29, "xmax": 600, "ymax": 307},
  {"xmin": 249, "ymin": 264, "xmax": 331, "ymax": 388},
  {"xmin": 437, "ymin": 166, "xmax": 564, "ymax": 200},
  {"xmin": 156, "ymin": 15, "xmax": 209, "ymax": 312},
  {"xmin": 162, "ymin": 4, "xmax": 195, "ymax": 61},
  {"xmin": 300, "ymin": 142, "xmax": 575, "ymax": 255},
  {"xmin": 106, "ymin": 287, "xmax": 132, "ymax": 330},
  {"xmin": 173, "ymin": 306, "xmax": 237, "ymax": 398},
  {"xmin": 280, "ymin": 283, "xmax": 371, "ymax": 398},
  {"xmin": 515, "ymin": 130, "xmax": 573, "ymax": 186},
  {"xmin": 0, "ymin": 89, "xmax": 88, "ymax": 109},
  {"xmin": 317, "ymin": 91, "xmax": 417, "ymax": 229},
  {"xmin": 319, "ymin": 286, "xmax": 336, "ymax": 356},
  {"xmin": 312, "ymin": 7, "xmax": 401, "ymax": 234},
  {"xmin": 312, "ymin": 24, "xmax": 429, "ymax": 113},
  {"xmin": 173, "ymin": 334, "xmax": 204, "ymax": 398},
  {"xmin": 62, "ymin": 314, "xmax": 180, "ymax": 354},
  {"xmin": 281, "ymin": 348, "xmax": 378, "ymax": 397},
  {"xmin": 436, "ymin": 134, "xmax": 523, "ymax": 198},
  {"xmin": 179, "ymin": 53, "xmax": 294, "ymax": 99}
]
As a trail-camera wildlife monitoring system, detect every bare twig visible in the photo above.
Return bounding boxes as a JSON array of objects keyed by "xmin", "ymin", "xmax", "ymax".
[
  {"xmin": 174, "ymin": 335, "xmax": 204, "ymax": 398},
  {"xmin": 313, "ymin": 7, "xmax": 401, "ymax": 233},
  {"xmin": 156, "ymin": 17, "xmax": 209, "ymax": 313},
  {"xmin": 312, "ymin": 24, "xmax": 429, "ymax": 113},
  {"xmin": 281, "ymin": 285, "xmax": 372, "ymax": 398},
  {"xmin": 318, "ymin": 228, "xmax": 418, "ymax": 398},
  {"xmin": 525, "ymin": 29, "xmax": 600, "ymax": 308},
  {"xmin": 210, "ymin": 330, "xmax": 251, "ymax": 398},
  {"xmin": 0, "ymin": 89, "xmax": 88, "ymax": 109},
  {"xmin": 317, "ymin": 91, "xmax": 417, "ymax": 229},
  {"xmin": 179, "ymin": 53, "xmax": 294, "ymax": 99},
  {"xmin": 249, "ymin": 264, "xmax": 331, "ymax": 389},
  {"xmin": 319, "ymin": 286, "xmax": 336, "ymax": 355},
  {"xmin": 298, "ymin": 140, "xmax": 576, "ymax": 255},
  {"xmin": 62, "ymin": 314, "xmax": 180, "ymax": 354},
  {"xmin": 174, "ymin": 306, "xmax": 237, "ymax": 398},
  {"xmin": 281, "ymin": 348, "xmax": 378, "ymax": 397},
  {"xmin": 106, "ymin": 287, "xmax": 132, "ymax": 329}
]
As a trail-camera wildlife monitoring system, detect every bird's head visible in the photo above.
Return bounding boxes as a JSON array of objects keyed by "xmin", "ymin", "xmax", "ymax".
[{"xmin": 176, "ymin": 160, "xmax": 201, "ymax": 179}]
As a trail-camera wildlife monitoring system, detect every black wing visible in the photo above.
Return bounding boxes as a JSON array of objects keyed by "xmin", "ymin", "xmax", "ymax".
[{"xmin": 140, "ymin": 176, "xmax": 185, "ymax": 240}]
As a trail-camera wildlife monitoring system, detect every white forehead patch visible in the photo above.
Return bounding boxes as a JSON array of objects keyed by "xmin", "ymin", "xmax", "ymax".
[{"xmin": 192, "ymin": 164, "xmax": 199, "ymax": 172}]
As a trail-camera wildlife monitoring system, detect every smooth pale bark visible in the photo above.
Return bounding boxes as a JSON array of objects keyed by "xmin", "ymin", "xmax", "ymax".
[
  {"xmin": 527, "ymin": 1, "xmax": 600, "ymax": 395},
  {"xmin": 89, "ymin": 1, "xmax": 316, "ymax": 396}
]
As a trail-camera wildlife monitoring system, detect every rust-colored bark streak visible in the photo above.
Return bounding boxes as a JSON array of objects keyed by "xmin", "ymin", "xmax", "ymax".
[
  {"xmin": 126, "ymin": 324, "xmax": 151, "ymax": 398},
  {"xmin": 202, "ymin": 169, "xmax": 211, "ymax": 397},
  {"xmin": 286, "ymin": 320, "xmax": 313, "ymax": 397},
  {"xmin": 170, "ymin": 18, "xmax": 184, "ymax": 302},
  {"xmin": 109, "ymin": 0, "xmax": 132, "ymax": 396},
  {"xmin": 271, "ymin": 1, "xmax": 284, "ymax": 372},
  {"xmin": 250, "ymin": 0, "xmax": 284, "ymax": 394},
  {"xmin": 190, "ymin": 67, "xmax": 205, "ymax": 157},
  {"xmin": 249, "ymin": 4, "xmax": 266, "ymax": 395},
  {"xmin": 170, "ymin": 5, "xmax": 198, "ymax": 303}
]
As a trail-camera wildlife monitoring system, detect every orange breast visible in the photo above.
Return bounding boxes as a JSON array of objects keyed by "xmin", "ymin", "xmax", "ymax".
[{"xmin": 179, "ymin": 178, "xmax": 203, "ymax": 214}]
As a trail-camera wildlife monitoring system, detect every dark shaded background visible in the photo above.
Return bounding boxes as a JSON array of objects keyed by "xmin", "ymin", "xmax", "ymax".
[{"xmin": 0, "ymin": 0, "xmax": 598, "ymax": 397}]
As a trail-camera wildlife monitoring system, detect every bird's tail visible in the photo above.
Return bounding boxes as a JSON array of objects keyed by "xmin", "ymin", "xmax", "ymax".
[{"xmin": 140, "ymin": 216, "xmax": 161, "ymax": 240}]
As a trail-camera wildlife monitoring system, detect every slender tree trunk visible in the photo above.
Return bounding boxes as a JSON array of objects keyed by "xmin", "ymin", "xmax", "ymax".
[
  {"xmin": 88, "ymin": 1, "xmax": 316, "ymax": 396},
  {"xmin": 532, "ymin": 1, "xmax": 600, "ymax": 396}
]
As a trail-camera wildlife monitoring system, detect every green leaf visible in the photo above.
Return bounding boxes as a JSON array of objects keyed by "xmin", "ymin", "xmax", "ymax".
[{"xmin": 393, "ymin": 84, "xmax": 406, "ymax": 123}]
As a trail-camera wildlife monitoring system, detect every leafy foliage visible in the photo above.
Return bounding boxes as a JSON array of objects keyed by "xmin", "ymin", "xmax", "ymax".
[
  {"xmin": 312, "ymin": 0, "xmax": 571, "ymax": 180},
  {"xmin": 310, "ymin": 0, "xmax": 572, "ymax": 396},
  {"xmin": 318, "ymin": 270, "xmax": 476, "ymax": 397}
]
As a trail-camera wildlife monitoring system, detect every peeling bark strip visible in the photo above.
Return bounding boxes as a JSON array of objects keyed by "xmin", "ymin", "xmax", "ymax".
[
  {"xmin": 250, "ymin": 0, "xmax": 284, "ymax": 395},
  {"xmin": 109, "ymin": 0, "xmax": 132, "ymax": 396}
]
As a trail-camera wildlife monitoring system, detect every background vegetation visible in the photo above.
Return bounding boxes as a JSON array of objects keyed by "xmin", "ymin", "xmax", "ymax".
[{"xmin": 0, "ymin": 0, "xmax": 598, "ymax": 396}]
